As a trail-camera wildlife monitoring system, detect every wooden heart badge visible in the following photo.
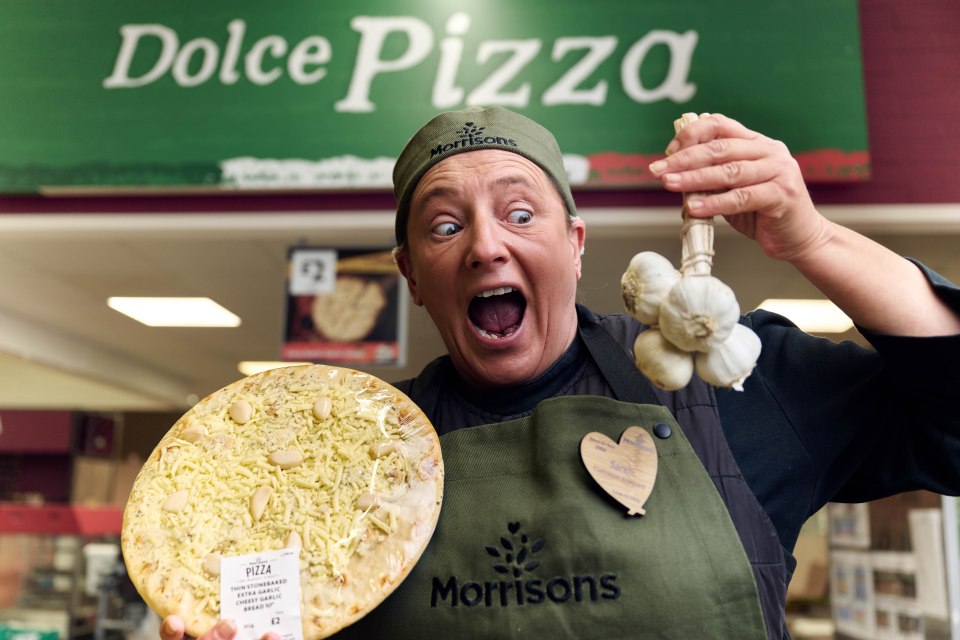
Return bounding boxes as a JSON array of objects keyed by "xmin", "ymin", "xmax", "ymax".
[{"xmin": 580, "ymin": 427, "xmax": 658, "ymax": 516}]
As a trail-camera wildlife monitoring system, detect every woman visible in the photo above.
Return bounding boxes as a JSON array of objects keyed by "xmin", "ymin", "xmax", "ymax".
[{"xmin": 162, "ymin": 107, "xmax": 960, "ymax": 639}]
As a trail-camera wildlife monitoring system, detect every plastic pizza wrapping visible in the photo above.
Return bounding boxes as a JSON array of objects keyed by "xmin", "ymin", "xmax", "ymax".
[{"xmin": 121, "ymin": 364, "xmax": 444, "ymax": 639}]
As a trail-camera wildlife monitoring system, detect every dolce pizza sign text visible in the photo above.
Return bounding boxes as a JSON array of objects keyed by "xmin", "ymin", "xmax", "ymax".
[
  {"xmin": 0, "ymin": 0, "xmax": 868, "ymax": 193},
  {"xmin": 104, "ymin": 14, "xmax": 696, "ymax": 110}
]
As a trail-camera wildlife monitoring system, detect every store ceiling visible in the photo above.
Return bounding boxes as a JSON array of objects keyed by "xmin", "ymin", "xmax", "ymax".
[{"xmin": 1, "ymin": 205, "xmax": 959, "ymax": 415}]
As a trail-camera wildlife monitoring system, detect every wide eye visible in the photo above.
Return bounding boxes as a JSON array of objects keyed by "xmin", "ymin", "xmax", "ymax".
[
  {"xmin": 507, "ymin": 209, "xmax": 533, "ymax": 224},
  {"xmin": 433, "ymin": 221, "xmax": 462, "ymax": 236}
]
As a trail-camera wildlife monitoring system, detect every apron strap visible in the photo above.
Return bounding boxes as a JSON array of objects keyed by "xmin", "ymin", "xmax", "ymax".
[
  {"xmin": 402, "ymin": 357, "xmax": 445, "ymax": 415},
  {"xmin": 576, "ymin": 305, "xmax": 661, "ymax": 407}
]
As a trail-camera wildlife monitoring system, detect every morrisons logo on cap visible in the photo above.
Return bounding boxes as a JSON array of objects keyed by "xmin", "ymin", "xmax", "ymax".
[
  {"xmin": 430, "ymin": 521, "xmax": 620, "ymax": 608},
  {"xmin": 430, "ymin": 122, "xmax": 518, "ymax": 157}
]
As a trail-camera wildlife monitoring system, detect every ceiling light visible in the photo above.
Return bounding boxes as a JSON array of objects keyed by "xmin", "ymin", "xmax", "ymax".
[
  {"xmin": 238, "ymin": 361, "xmax": 313, "ymax": 376},
  {"xmin": 107, "ymin": 297, "xmax": 241, "ymax": 327},
  {"xmin": 756, "ymin": 299, "xmax": 854, "ymax": 333}
]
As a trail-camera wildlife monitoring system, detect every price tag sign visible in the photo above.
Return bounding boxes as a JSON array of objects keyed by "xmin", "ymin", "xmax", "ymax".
[
  {"xmin": 220, "ymin": 548, "xmax": 303, "ymax": 640},
  {"xmin": 289, "ymin": 249, "xmax": 336, "ymax": 295}
]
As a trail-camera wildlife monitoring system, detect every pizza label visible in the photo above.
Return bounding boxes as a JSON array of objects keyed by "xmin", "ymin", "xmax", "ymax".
[{"xmin": 221, "ymin": 548, "xmax": 303, "ymax": 640}]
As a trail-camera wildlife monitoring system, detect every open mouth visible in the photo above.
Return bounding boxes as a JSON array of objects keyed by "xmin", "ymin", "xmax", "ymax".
[{"xmin": 468, "ymin": 286, "xmax": 527, "ymax": 339}]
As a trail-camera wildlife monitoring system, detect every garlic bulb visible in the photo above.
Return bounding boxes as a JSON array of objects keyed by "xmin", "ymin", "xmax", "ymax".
[
  {"xmin": 694, "ymin": 323, "xmax": 762, "ymax": 391},
  {"xmin": 621, "ymin": 251, "xmax": 682, "ymax": 325},
  {"xmin": 618, "ymin": 111, "xmax": 761, "ymax": 393},
  {"xmin": 659, "ymin": 275, "xmax": 740, "ymax": 352},
  {"xmin": 633, "ymin": 328, "xmax": 694, "ymax": 391}
]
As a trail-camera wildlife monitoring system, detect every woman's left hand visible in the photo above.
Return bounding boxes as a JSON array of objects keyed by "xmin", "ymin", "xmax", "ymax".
[{"xmin": 648, "ymin": 113, "xmax": 826, "ymax": 263}]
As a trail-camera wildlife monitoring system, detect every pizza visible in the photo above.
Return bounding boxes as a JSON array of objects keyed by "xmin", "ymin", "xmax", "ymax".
[
  {"xmin": 121, "ymin": 364, "xmax": 443, "ymax": 639},
  {"xmin": 311, "ymin": 276, "xmax": 388, "ymax": 342}
]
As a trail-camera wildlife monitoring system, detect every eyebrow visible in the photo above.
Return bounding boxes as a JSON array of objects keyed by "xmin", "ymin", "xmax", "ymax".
[
  {"xmin": 415, "ymin": 173, "xmax": 537, "ymax": 210},
  {"xmin": 415, "ymin": 185, "xmax": 457, "ymax": 209},
  {"xmin": 494, "ymin": 175, "xmax": 535, "ymax": 190}
]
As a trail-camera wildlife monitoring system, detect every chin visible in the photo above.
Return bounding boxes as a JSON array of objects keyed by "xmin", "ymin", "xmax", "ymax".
[{"xmin": 464, "ymin": 349, "xmax": 543, "ymax": 389}]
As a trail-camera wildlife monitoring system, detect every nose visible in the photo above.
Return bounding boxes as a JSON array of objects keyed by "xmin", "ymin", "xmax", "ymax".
[{"xmin": 464, "ymin": 214, "xmax": 509, "ymax": 270}]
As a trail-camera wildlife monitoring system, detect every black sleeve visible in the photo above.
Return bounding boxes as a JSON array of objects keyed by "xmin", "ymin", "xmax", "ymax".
[{"xmin": 717, "ymin": 261, "xmax": 960, "ymax": 549}]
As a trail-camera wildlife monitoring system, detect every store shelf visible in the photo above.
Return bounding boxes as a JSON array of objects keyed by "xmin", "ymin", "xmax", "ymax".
[{"xmin": 0, "ymin": 503, "xmax": 122, "ymax": 535}]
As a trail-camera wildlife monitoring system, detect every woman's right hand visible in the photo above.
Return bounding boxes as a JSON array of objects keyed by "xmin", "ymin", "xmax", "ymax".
[
  {"xmin": 160, "ymin": 616, "xmax": 281, "ymax": 640},
  {"xmin": 160, "ymin": 616, "xmax": 231, "ymax": 640}
]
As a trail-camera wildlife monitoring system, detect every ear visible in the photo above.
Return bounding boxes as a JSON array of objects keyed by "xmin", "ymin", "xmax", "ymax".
[
  {"xmin": 569, "ymin": 217, "xmax": 587, "ymax": 280},
  {"xmin": 394, "ymin": 248, "xmax": 423, "ymax": 306}
]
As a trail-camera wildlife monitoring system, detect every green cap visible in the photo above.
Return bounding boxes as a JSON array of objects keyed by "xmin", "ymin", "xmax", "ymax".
[{"xmin": 392, "ymin": 106, "xmax": 577, "ymax": 246}]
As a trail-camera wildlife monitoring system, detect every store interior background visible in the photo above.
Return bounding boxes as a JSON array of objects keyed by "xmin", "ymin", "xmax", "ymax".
[{"xmin": 2, "ymin": 1, "xmax": 960, "ymax": 639}]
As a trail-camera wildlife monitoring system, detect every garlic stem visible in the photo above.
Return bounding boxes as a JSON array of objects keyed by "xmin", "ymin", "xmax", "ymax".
[
  {"xmin": 675, "ymin": 113, "xmax": 715, "ymax": 278},
  {"xmin": 680, "ymin": 217, "xmax": 715, "ymax": 277}
]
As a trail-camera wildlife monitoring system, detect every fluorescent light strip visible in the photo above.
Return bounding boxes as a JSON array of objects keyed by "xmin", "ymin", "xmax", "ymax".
[
  {"xmin": 238, "ymin": 361, "xmax": 313, "ymax": 376},
  {"xmin": 757, "ymin": 299, "xmax": 854, "ymax": 333},
  {"xmin": 107, "ymin": 297, "xmax": 241, "ymax": 327}
]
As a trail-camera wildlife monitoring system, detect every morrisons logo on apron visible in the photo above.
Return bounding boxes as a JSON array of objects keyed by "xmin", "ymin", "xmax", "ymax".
[{"xmin": 430, "ymin": 522, "xmax": 621, "ymax": 608}]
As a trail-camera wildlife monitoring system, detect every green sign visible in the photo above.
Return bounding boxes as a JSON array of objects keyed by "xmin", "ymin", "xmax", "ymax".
[{"xmin": 0, "ymin": 0, "xmax": 868, "ymax": 194}]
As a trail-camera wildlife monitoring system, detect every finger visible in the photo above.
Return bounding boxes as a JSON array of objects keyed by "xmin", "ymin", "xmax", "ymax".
[
  {"xmin": 199, "ymin": 620, "xmax": 238, "ymax": 640},
  {"xmin": 659, "ymin": 158, "xmax": 779, "ymax": 195},
  {"xmin": 262, "ymin": 633, "xmax": 283, "ymax": 640},
  {"xmin": 683, "ymin": 182, "xmax": 783, "ymax": 218},
  {"xmin": 664, "ymin": 113, "xmax": 759, "ymax": 155},
  {"xmin": 161, "ymin": 616, "xmax": 186, "ymax": 640},
  {"xmin": 652, "ymin": 137, "xmax": 773, "ymax": 177}
]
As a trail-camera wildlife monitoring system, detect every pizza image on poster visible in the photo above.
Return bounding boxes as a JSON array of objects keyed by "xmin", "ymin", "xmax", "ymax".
[{"xmin": 283, "ymin": 248, "xmax": 404, "ymax": 366}]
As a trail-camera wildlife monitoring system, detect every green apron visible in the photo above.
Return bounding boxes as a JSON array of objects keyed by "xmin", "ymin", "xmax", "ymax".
[{"xmin": 335, "ymin": 394, "xmax": 767, "ymax": 639}]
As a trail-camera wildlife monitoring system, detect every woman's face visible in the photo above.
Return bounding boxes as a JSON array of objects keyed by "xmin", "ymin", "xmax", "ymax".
[{"xmin": 396, "ymin": 150, "xmax": 586, "ymax": 389}]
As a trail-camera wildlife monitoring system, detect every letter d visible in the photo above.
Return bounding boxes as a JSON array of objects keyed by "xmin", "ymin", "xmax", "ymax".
[{"xmin": 103, "ymin": 24, "xmax": 178, "ymax": 89}]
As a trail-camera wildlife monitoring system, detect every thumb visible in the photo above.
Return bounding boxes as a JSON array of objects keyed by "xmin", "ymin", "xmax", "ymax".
[
  {"xmin": 207, "ymin": 620, "xmax": 238, "ymax": 640},
  {"xmin": 160, "ymin": 617, "xmax": 186, "ymax": 640}
]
